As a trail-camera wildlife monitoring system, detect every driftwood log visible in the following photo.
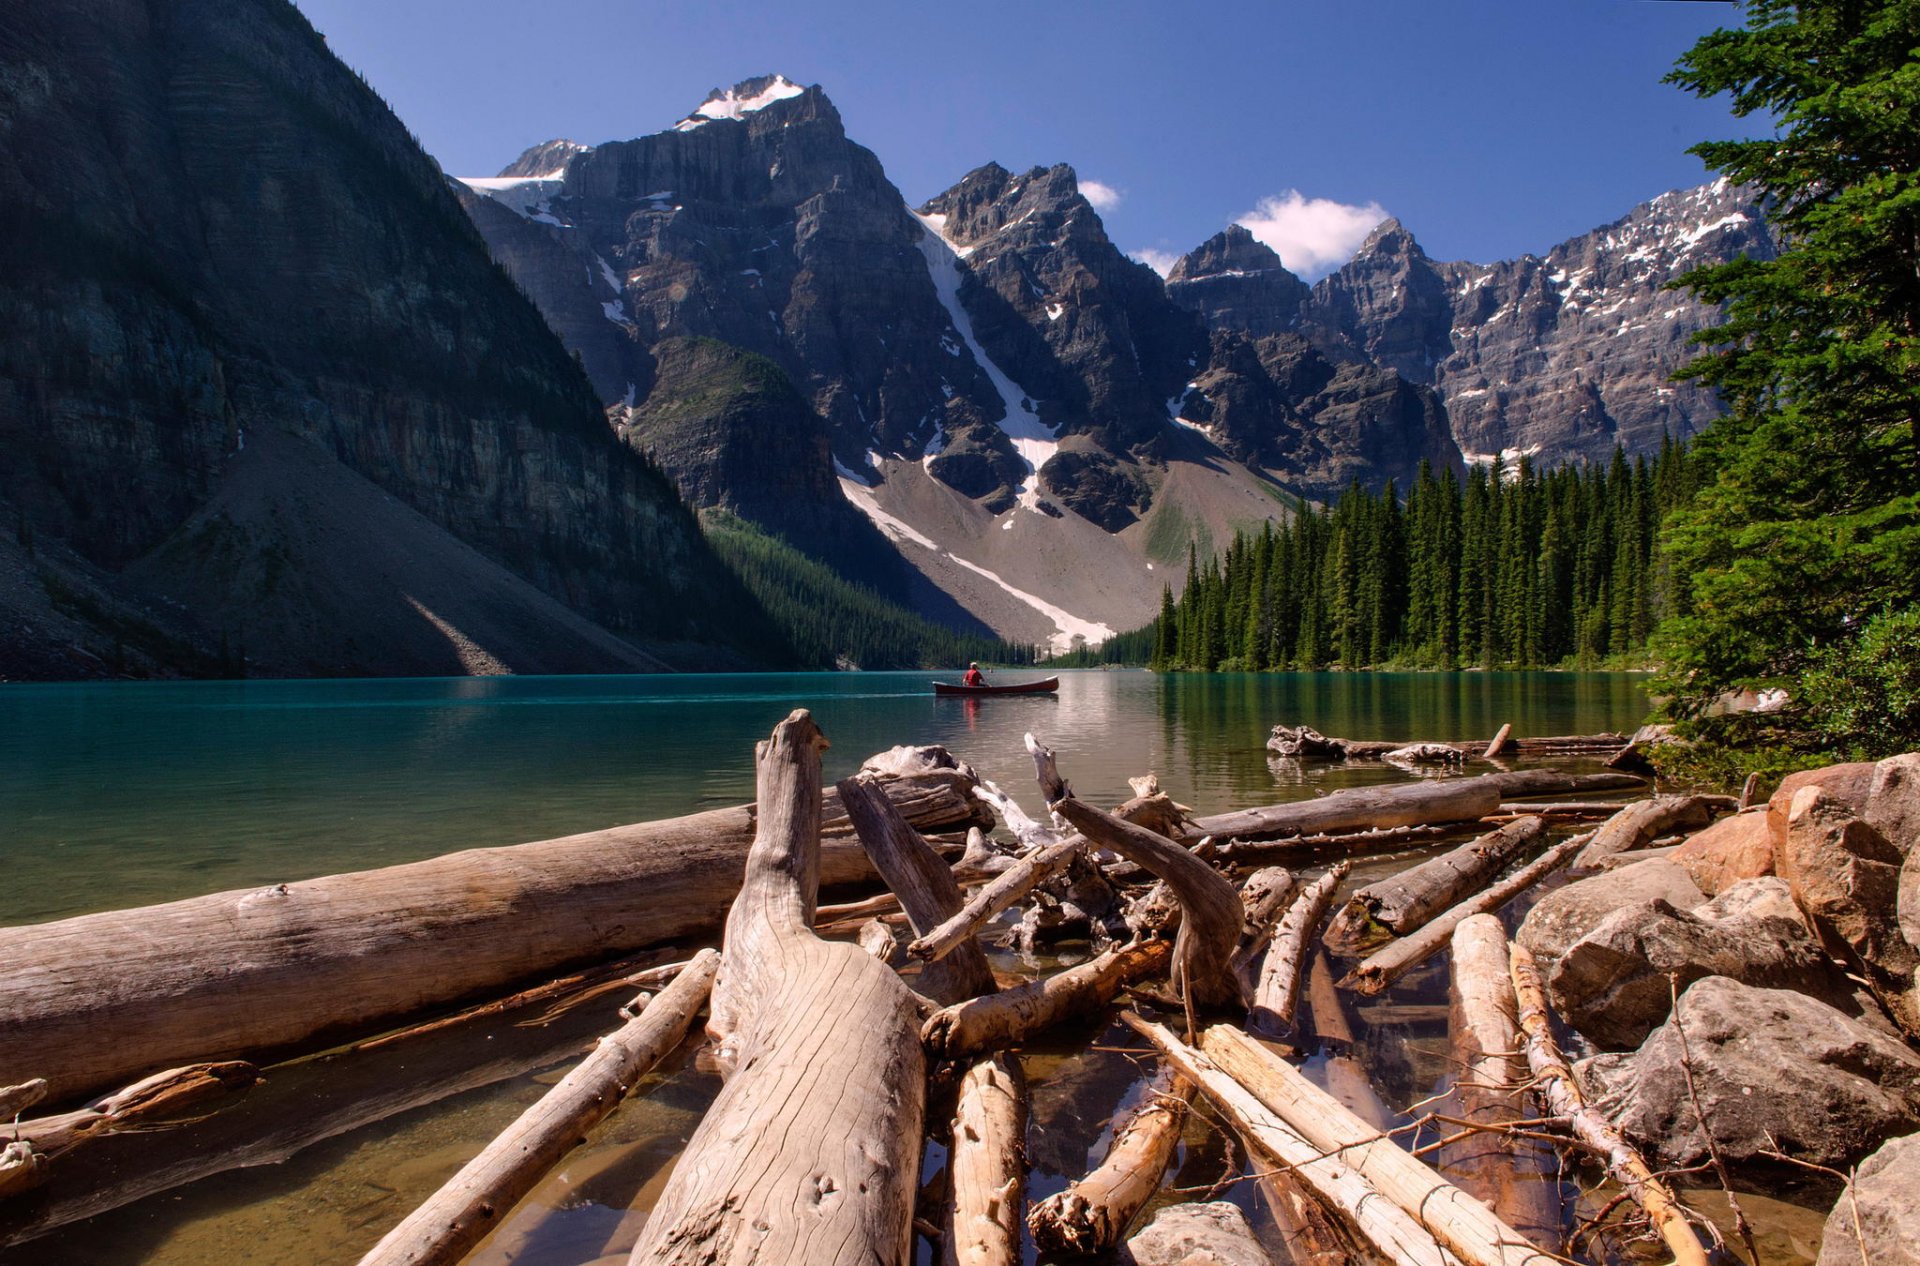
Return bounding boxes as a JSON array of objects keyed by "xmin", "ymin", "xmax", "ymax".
[
  {"xmin": 631, "ymin": 711, "xmax": 926, "ymax": 1266},
  {"xmin": 1030, "ymin": 735, "xmax": 1245, "ymax": 1010},
  {"xmin": 1508, "ymin": 942, "xmax": 1709, "ymax": 1266},
  {"xmin": 1569, "ymin": 796, "xmax": 1717, "ymax": 871},
  {"xmin": 1190, "ymin": 771, "xmax": 1642, "ymax": 843},
  {"xmin": 1248, "ymin": 863, "xmax": 1349, "ymax": 1039},
  {"xmin": 921, "ymin": 941, "xmax": 1171, "ymax": 1060},
  {"xmin": 357, "ymin": 950, "xmax": 719, "ymax": 1266},
  {"xmin": 1441, "ymin": 916, "xmax": 1561, "ymax": 1251},
  {"xmin": 1324, "ymin": 817, "xmax": 1549, "ymax": 955},
  {"xmin": 1026, "ymin": 1069, "xmax": 1192, "ymax": 1255},
  {"xmin": 1202, "ymin": 1025, "xmax": 1558, "ymax": 1266},
  {"xmin": 1270, "ymin": 726, "xmax": 1629, "ymax": 763},
  {"xmin": 8, "ymin": 1062, "xmax": 260, "ymax": 1155},
  {"xmin": 1125, "ymin": 1015, "xmax": 1468, "ymax": 1266},
  {"xmin": 943, "ymin": 1055, "xmax": 1026, "ymax": 1266},
  {"xmin": 0, "ymin": 760, "xmax": 984, "ymax": 1105},
  {"xmin": 1341, "ymin": 827, "xmax": 1590, "ymax": 996},
  {"xmin": 909, "ymin": 839, "xmax": 1079, "ymax": 964},
  {"xmin": 1216, "ymin": 823, "xmax": 1464, "ymax": 864}
]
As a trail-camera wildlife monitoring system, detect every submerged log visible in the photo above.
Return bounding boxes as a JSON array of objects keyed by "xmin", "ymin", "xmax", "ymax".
[
  {"xmin": 1191, "ymin": 772, "xmax": 1642, "ymax": 844},
  {"xmin": 357, "ymin": 949, "xmax": 720, "ymax": 1266},
  {"xmin": 1202, "ymin": 1025, "xmax": 1558, "ymax": 1266},
  {"xmin": 943, "ymin": 1054, "xmax": 1026, "ymax": 1266},
  {"xmin": 1248, "ymin": 863, "xmax": 1349, "ymax": 1039},
  {"xmin": 10, "ymin": 1062, "xmax": 260, "ymax": 1155},
  {"xmin": 1507, "ymin": 942, "xmax": 1709, "ymax": 1266},
  {"xmin": 631, "ymin": 711, "xmax": 926, "ymax": 1266},
  {"xmin": 1441, "ymin": 916, "xmax": 1561, "ymax": 1252},
  {"xmin": 1570, "ymin": 796, "xmax": 1717, "ymax": 871},
  {"xmin": 1030, "ymin": 735, "xmax": 1245, "ymax": 1010},
  {"xmin": 0, "ymin": 762, "xmax": 984, "ymax": 1104},
  {"xmin": 921, "ymin": 941, "xmax": 1171, "ymax": 1060},
  {"xmin": 1125, "ymin": 1014, "xmax": 1467, "ymax": 1266},
  {"xmin": 1324, "ymin": 818, "xmax": 1549, "ymax": 955},
  {"xmin": 1341, "ymin": 829, "xmax": 1593, "ymax": 996},
  {"xmin": 1270, "ymin": 726, "xmax": 1629, "ymax": 763},
  {"xmin": 1026, "ymin": 1069, "xmax": 1191, "ymax": 1256}
]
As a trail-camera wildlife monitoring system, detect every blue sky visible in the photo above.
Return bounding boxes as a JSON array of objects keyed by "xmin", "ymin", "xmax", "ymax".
[{"xmin": 292, "ymin": 0, "xmax": 1758, "ymax": 278}]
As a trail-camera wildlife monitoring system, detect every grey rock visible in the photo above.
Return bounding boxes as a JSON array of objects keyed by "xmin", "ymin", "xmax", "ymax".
[
  {"xmin": 1817, "ymin": 1132, "xmax": 1920, "ymax": 1266},
  {"xmin": 1548, "ymin": 878, "xmax": 1850, "ymax": 1050},
  {"xmin": 1579, "ymin": 978, "xmax": 1920, "ymax": 1171},
  {"xmin": 1123, "ymin": 1201, "xmax": 1273, "ymax": 1266},
  {"xmin": 1516, "ymin": 859, "xmax": 1706, "ymax": 981},
  {"xmin": 1167, "ymin": 224, "xmax": 1311, "ymax": 339},
  {"xmin": 1867, "ymin": 753, "xmax": 1920, "ymax": 858}
]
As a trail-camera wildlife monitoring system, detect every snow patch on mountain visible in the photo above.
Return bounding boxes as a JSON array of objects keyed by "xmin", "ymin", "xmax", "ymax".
[{"xmin": 676, "ymin": 75, "xmax": 807, "ymax": 130}]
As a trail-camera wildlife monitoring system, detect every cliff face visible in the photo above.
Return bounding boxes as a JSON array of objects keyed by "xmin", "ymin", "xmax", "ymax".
[{"xmin": 0, "ymin": 0, "xmax": 775, "ymax": 677}]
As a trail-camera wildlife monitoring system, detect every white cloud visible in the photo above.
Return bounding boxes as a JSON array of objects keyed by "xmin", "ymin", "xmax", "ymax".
[
  {"xmin": 1130, "ymin": 248, "xmax": 1180, "ymax": 278},
  {"xmin": 1236, "ymin": 189, "xmax": 1389, "ymax": 280},
  {"xmin": 1079, "ymin": 179, "xmax": 1123, "ymax": 211}
]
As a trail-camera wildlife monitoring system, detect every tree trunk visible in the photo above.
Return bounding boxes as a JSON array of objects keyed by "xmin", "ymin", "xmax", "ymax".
[
  {"xmin": 1248, "ymin": 864, "xmax": 1349, "ymax": 1040},
  {"xmin": 1026, "ymin": 1069, "xmax": 1191, "ymax": 1255},
  {"xmin": 631, "ymin": 711, "xmax": 926, "ymax": 1266},
  {"xmin": 1199, "ymin": 1025, "xmax": 1558, "ymax": 1266},
  {"xmin": 1507, "ymin": 943, "xmax": 1708, "ymax": 1266},
  {"xmin": 1440, "ymin": 916, "xmax": 1562, "ymax": 1253},
  {"xmin": 1324, "ymin": 818, "xmax": 1548, "ymax": 955},
  {"xmin": 1124, "ymin": 1014, "xmax": 1467, "ymax": 1266},
  {"xmin": 921, "ymin": 941, "xmax": 1171, "ymax": 1060},
  {"xmin": 1341, "ymin": 828, "xmax": 1592, "ymax": 996},
  {"xmin": 942, "ymin": 1055, "xmax": 1026, "ymax": 1266},
  {"xmin": 357, "ymin": 950, "xmax": 720, "ymax": 1266},
  {"xmin": 0, "ymin": 766, "xmax": 983, "ymax": 1105},
  {"xmin": 1569, "ymin": 796, "xmax": 1716, "ymax": 871}
]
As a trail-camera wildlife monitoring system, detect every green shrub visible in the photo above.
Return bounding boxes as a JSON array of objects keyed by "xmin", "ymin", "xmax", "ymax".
[{"xmin": 1798, "ymin": 609, "xmax": 1920, "ymax": 758}]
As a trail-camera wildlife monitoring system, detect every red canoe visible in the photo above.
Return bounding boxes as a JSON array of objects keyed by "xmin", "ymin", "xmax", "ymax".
[{"xmin": 932, "ymin": 676, "xmax": 1060, "ymax": 697}]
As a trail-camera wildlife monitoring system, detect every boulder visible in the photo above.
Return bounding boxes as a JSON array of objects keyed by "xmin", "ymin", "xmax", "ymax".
[
  {"xmin": 1548, "ymin": 878, "xmax": 1845, "ymax": 1049},
  {"xmin": 1816, "ymin": 1132, "xmax": 1920, "ymax": 1266},
  {"xmin": 1867, "ymin": 753, "xmax": 1920, "ymax": 857},
  {"xmin": 1673, "ymin": 810, "xmax": 1776, "ymax": 895},
  {"xmin": 1770, "ymin": 762, "xmax": 1880, "ymax": 821},
  {"xmin": 1123, "ymin": 1201, "xmax": 1273, "ymax": 1266},
  {"xmin": 1516, "ymin": 859, "xmax": 1705, "ymax": 981},
  {"xmin": 1904, "ymin": 851, "xmax": 1920, "ymax": 955},
  {"xmin": 1579, "ymin": 978, "xmax": 1920, "ymax": 1171},
  {"xmin": 1784, "ymin": 788, "xmax": 1920, "ymax": 1037}
]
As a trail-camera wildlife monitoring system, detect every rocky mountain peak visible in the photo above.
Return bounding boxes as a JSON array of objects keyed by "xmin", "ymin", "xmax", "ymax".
[
  {"xmin": 673, "ymin": 74, "xmax": 815, "ymax": 131},
  {"xmin": 1167, "ymin": 224, "xmax": 1286, "ymax": 283},
  {"xmin": 498, "ymin": 139, "xmax": 590, "ymax": 179},
  {"xmin": 919, "ymin": 162, "xmax": 1101, "ymax": 250},
  {"xmin": 1351, "ymin": 216, "xmax": 1423, "ymax": 262}
]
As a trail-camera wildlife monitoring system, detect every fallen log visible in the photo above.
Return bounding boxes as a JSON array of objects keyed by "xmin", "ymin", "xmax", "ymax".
[
  {"xmin": 9, "ymin": 1062, "xmax": 260, "ymax": 1155},
  {"xmin": 943, "ymin": 1054, "xmax": 1026, "ymax": 1266},
  {"xmin": 1026, "ymin": 1069, "xmax": 1191, "ymax": 1256},
  {"xmin": 859, "ymin": 918, "xmax": 908, "ymax": 966},
  {"xmin": 1202, "ymin": 1024, "xmax": 1558, "ymax": 1266},
  {"xmin": 1341, "ymin": 827, "xmax": 1591, "ymax": 996},
  {"xmin": 1270, "ymin": 726, "xmax": 1630, "ymax": 763},
  {"xmin": 1124, "ymin": 1014, "xmax": 1468, "ymax": 1266},
  {"xmin": 1441, "ymin": 916, "xmax": 1561, "ymax": 1251},
  {"xmin": 1324, "ymin": 818, "xmax": 1549, "ymax": 955},
  {"xmin": 1248, "ymin": 863, "xmax": 1349, "ymax": 1039},
  {"xmin": 0, "ymin": 1082, "xmax": 47, "ymax": 1121},
  {"xmin": 1483, "ymin": 724, "xmax": 1513, "ymax": 760},
  {"xmin": 1192, "ymin": 772, "xmax": 1642, "ymax": 844},
  {"xmin": 1507, "ymin": 942, "xmax": 1709, "ymax": 1266},
  {"xmin": 631, "ymin": 711, "xmax": 926, "ymax": 1265},
  {"xmin": 908, "ymin": 839, "xmax": 1080, "ymax": 964},
  {"xmin": 1031, "ymin": 735, "xmax": 1246, "ymax": 1010},
  {"xmin": 1215, "ymin": 823, "xmax": 1465, "ymax": 864},
  {"xmin": 0, "ymin": 759, "xmax": 984, "ymax": 1105},
  {"xmin": 356, "ymin": 949, "xmax": 720, "ymax": 1266},
  {"xmin": 0, "ymin": 1146, "xmax": 45, "ymax": 1201},
  {"xmin": 922, "ymin": 941, "xmax": 1171, "ymax": 1060},
  {"xmin": 1229, "ymin": 866, "xmax": 1299, "ymax": 991},
  {"xmin": 1570, "ymin": 796, "xmax": 1717, "ymax": 871}
]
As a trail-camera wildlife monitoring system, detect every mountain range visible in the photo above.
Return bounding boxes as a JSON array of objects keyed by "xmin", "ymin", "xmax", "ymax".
[{"xmin": 0, "ymin": 8, "xmax": 1773, "ymax": 677}]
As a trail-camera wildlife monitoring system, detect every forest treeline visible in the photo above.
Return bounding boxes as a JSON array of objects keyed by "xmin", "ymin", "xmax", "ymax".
[{"xmin": 1078, "ymin": 442, "xmax": 1698, "ymax": 672}]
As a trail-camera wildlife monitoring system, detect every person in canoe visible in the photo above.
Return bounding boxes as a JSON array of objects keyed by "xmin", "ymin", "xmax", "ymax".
[{"xmin": 962, "ymin": 661, "xmax": 987, "ymax": 688}]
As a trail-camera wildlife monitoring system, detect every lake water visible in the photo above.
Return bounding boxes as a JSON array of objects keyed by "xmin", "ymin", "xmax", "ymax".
[{"xmin": 15, "ymin": 669, "xmax": 1807, "ymax": 1266}]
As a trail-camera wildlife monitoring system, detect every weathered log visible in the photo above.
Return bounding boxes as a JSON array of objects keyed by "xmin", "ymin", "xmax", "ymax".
[
  {"xmin": 631, "ymin": 711, "xmax": 926, "ymax": 1266},
  {"xmin": 1324, "ymin": 818, "xmax": 1549, "ymax": 955},
  {"xmin": 1253, "ymin": 1166, "xmax": 1355, "ymax": 1266},
  {"xmin": 1483, "ymin": 724, "xmax": 1514, "ymax": 759},
  {"xmin": 909, "ymin": 840, "xmax": 1081, "ymax": 963},
  {"xmin": 1248, "ymin": 863, "xmax": 1349, "ymax": 1039},
  {"xmin": 0, "ymin": 762, "xmax": 983, "ymax": 1104},
  {"xmin": 1270, "ymin": 726, "xmax": 1629, "ymax": 764},
  {"xmin": 1031, "ymin": 734, "xmax": 1246, "ymax": 1010},
  {"xmin": 1216, "ymin": 823, "xmax": 1465, "ymax": 863},
  {"xmin": 942, "ymin": 1054, "xmax": 1026, "ymax": 1266},
  {"xmin": 1201, "ymin": 1025, "xmax": 1556, "ymax": 1266},
  {"xmin": 1385, "ymin": 742, "xmax": 1468, "ymax": 769},
  {"xmin": 9, "ymin": 1061, "xmax": 260, "ymax": 1155},
  {"xmin": 357, "ymin": 949, "xmax": 719, "ymax": 1266},
  {"xmin": 840, "ymin": 774, "xmax": 997, "ymax": 1005},
  {"xmin": 1341, "ymin": 828, "xmax": 1592, "ymax": 996},
  {"xmin": 1507, "ymin": 942, "xmax": 1709, "ymax": 1266},
  {"xmin": 1229, "ymin": 866, "xmax": 1299, "ymax": 992},
  {"xmin": 921, "ymin": 941, "xmax": 1171, "ymax": 1060},
  {"xmin": 0, "ymin": 1145, "xmax": 46, "ymax": 1201},
  {"xmin": 859, "ymin": 918, "xmax": 908, "ymax": 966},
  {"xmin": 1441, "ymin": 916, "xmax": 1561, "ymax": 1252},
  {"xmin": 0, "ymin": 1082, "xmax": 48, "ymax": 1121},
  {"xmin": 1026, "ymin": 1069, "xmax": 1191, "ymax": 1256},
  {"xmin": 1124, "ymin": 1014, "xmax": 1468, "ymax": 1266},
  {"xmin": 1569, "ymin": 796, "xmax": 1717, "ymax": 871},
  {"xmin": 1193, "ymin": 772, "xmax": 1642, "ymax": 844}
]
